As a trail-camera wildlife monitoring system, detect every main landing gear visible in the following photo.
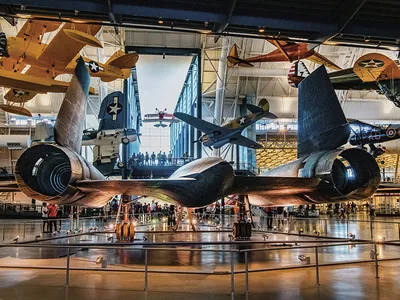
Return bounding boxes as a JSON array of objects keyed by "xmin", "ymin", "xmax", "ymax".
[
  {"xmin": 233, "ymin": 195, "xmax": 253, "ymax": 240},
  {"xmin": 115, "ymin": 199, "xmax": 135, "ymax": 241}
]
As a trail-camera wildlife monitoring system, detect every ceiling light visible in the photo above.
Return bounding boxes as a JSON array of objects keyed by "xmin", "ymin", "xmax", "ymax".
[
  {"xmin": 258, "ymin": 28, "xmax": 265, "ymax": 33},
  {"xmin": 158, "ymin": 18, "xmax": 164, "ymax": 25}
]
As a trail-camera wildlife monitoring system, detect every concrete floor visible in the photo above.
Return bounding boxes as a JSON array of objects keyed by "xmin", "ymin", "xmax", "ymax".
[{"xmin": 1, "ymin": 261, "xmax": 400, "ymax": 299}]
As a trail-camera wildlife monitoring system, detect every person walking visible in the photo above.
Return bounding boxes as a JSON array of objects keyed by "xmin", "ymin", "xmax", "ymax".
[
  {"xmin": 151, "ymin": 152, "xmax": 156, "ymax": 165},
  {"xmin": 265, "ymin": 206, "xmax": 273, "ymax": 229},
  {"xmin": 145, "ymin": 152, "xmax": 149, "ymax": 165},
  {"xmin": 42, "ymin": 202, "xmax": 49, "ymax": 233},
  {"xmin": 168, "ymin": 151, "xmax": 173, "ymax": 165},
  {"xmin": 47, "ymin": 203, "xmax": 58, "ymax": 232}
]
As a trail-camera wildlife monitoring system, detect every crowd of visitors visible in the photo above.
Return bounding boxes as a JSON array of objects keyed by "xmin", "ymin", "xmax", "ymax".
[{"xmin": 128, "ymin": 151, "xmax": 174, "ymax": 167}]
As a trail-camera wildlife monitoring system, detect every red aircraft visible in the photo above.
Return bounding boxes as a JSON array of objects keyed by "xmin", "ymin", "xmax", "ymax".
[
  {"xmin": 227, "ymin": 40, "xmax": 341, "ymax": 70},
  {"xmin": 143, "ymin": 108, "xmax": 180, "ymax": 127}
]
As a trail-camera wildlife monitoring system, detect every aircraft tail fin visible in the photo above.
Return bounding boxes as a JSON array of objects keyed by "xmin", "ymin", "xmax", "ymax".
[
  {"xmin": 297, "ymin": 65, "xmax": 350, "ymax": 157},
  {"xmin": 246, "ymin": 98, "xmax": 278, "ymax": 118},
  {"xmin": 106, "ymin": 50, "xmax": 139, "ymax": 70},
  {"xmin": 54, "ymin": 57, "xmax": 90, "ymax": 154},
  {"xmin": 288, "ymin": 61, "xmax": 310, "ymax": 87},
  {"xmin": 98, "ymin": 92, "xmax": 126, "ymax": 131},
  {"xmin": 227, "ymin": 44, "xmax": 254, "ymax": 67}
]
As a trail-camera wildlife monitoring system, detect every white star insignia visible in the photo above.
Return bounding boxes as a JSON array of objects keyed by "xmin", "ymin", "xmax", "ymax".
[
  {"xmin": 239, "ymin": 117, "xmax": 246, "ymax": 124},
  {"xmin": 89, "ymin": 61, "xmax": 99, "ymax": 72},
  {"xmin": 108, "ymin": 103, "xmax": 121, "ymax": 115}
]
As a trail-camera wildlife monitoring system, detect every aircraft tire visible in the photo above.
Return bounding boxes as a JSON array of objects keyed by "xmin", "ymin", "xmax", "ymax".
[
  {"xmin": 245, "ymin": 223, "xmax": 252, "ymax": 238},
  {"xmin": 122, "ymin": 223, "xmax": 129, "ymax": 239},
  {"xmin": 116, "ymin": 223, "xmax": 122, "ymax": 240},
  {"xmin": 122, "ymin": 137, "xmax": 130, "ymax": 144},
  {"xmin": 129, "ymin": 224, "xmax": 135, "ymax": 240},
  {"xmin": 117, "ymin": 162, "xmax": 124, "ymax": 169}
]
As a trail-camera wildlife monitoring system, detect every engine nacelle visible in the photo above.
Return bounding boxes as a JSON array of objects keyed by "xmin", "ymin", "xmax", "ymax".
[
  {"xmin": 300, "ymin": 148, "xmax": 380, "ymax": 200},
  {"xmin": 15, "ymin": 144, "xmax": 105, "ymax": 203}
]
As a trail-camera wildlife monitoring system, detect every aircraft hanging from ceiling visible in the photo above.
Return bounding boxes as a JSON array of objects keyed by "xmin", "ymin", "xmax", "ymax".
[
  {"xmin": 0, "ymin": 19, "xmax": 139, "ymax": 116},
  {"xmin": 143, "ymin": 108, "xmax": 180, "ymax": 127},
  {"xmin": 174, "ymin": 99, "xmax": 278, "ymax": 149},
  {"xmin": 0, "ymin": 62, "xmax": 380, "ymax": 219},
  {"xmin": 288, "ymin": 53, "xmax": 400, "ymax": 107},
  {"xmin": 227, "ymin": 41, "xmax": 341, "ymax": 70}
]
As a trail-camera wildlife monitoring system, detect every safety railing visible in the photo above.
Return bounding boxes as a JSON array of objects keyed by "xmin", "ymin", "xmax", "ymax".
[
  {"xmin": 2, "ymin": 213, "xmax": 400, "ymax": 242},
  {"xmin": 0, "ymin": 240, "xmax": 396, "ymax": 296}
]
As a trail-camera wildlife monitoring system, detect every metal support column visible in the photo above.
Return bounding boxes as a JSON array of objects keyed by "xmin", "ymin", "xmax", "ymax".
[{"xmin": 213, "ymin": 37, "xmax": 228, "ymax": 157}]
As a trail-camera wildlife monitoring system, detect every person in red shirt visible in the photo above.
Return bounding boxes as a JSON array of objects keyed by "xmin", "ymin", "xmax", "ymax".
[{"xmin": 47, "ymin": 204, "xmax": 58, "ymax": 232}]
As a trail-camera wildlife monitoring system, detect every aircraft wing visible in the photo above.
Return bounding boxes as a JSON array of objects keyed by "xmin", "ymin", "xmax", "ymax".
[
  {"xmin": 17, "ymin": 20, "xmax": 61, "ymax": 43},
  {"xmin": 230, "ymin": 176, "xmax": 324, "ymax": 205},
  {"xmin": 174, "ymin": 112, "xmax": 231, "ymax": 135},
  {"xmin": 35, "ymin": 23, "xmax": 102, "ymax": 73},
  {"xmin": 230, "ymin": 135, "xmax": 263, "ymax": 149},
  {"xmin": 76, "ymin": 178, "xmax": 196, "ymax": 204},
  {"xmin": 306, "ymin": 52, "xmax": 341, "ymax": 70}
]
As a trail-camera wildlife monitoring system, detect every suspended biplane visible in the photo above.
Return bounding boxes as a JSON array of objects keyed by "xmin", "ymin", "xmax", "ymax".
[
  {"xmin": 227, "ymin": 41, "xmax": 341, "ymax": 70},
  {"xmin": 0, "ymin": 19, "xmax": 139, "ymax": 116}
]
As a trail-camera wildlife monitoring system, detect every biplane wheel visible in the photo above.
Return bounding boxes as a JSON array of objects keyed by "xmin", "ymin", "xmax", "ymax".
[
  {"xmin": 129, "ymin": 224, "xmax": 135, "ymax": 240},
  {"xmin": 122, "ymin": 223, "xmax": 129, "ymax": 239},
  {"xmin": 116, "ymin": 223, "xmax": 122, "ymax": 240},
  {"xmin": 122, "ymin": 137, "xmax": 130, "ymax": 144},
  {"xmin": 117, "ymin": 162, "xmax": 124, "ymax": 169}
]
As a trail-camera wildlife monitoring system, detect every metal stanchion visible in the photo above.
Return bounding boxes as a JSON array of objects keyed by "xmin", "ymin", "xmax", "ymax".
[
  {"xmin": 2, "ymin": 224, "xmax": 5, "ymax": 241},
  {"xmin": 398, "ymin": 223, "xmax": 400, "ymax": 240},
  {"xmin": 23, "ymin": 223, "xmax": 26, "ymax": 239},
  {"xmin": 144, "ymin": 249, "xmax": 148, "ymax": 291},
  {"xmin": 65, "ymin": 247, "xmax": 70, "ymax": 287},
  {"xmin": 346, "ymin": 218, "xmax": 349, "ymax": 238},
  {"xmin": 324, "ymin": 219, "xmax": 328, "ymax": 235},
  {"xmin": 231, "ymin": 252, "xmax": 235, "ymax": 298},
  {"xmin": 315, "ymin": 247, "xmax": 320, "ymax": 285},
  {"xmin": 374, "ymin": 243, "xmax": 379, "ymax": 279},
  {"xmin": 245, "ymin": 251, "xmax": 249, "ymax": 296},
  {"xmin": 370, "ymin": 219, "xmax": 373, "ymax": 240}
]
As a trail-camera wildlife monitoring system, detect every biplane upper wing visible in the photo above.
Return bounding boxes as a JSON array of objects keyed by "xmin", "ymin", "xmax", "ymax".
[
  {"xmin": 16, "ymin": 20, "xmax": 61, "ymax": 43},
  {"xmin": 306, "ymin": 52, "xmax": 342, "ymax": 70},
  {"xmin": 353, "ymin": 53, "xmax": 400, "ymax": 82},
  {"xmin": 35, "ymin": 23, "xmax": 102, "ymax": 73}
]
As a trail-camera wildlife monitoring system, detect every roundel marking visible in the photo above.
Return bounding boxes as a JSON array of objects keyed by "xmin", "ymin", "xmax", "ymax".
[
  {"xmin": 107, "ymin": 102, "xmax": 123, "ymax": 116},
  {"xmin": 386, "ymin": 128, "xmax": 396, "ymax": 138},
  {"xmin": 88, "ymin": 60, "xmax": 100, "ymax": 73},
  {"xmin": 358, "ymin": 59, "xmax": 384, "ymax": 69}
]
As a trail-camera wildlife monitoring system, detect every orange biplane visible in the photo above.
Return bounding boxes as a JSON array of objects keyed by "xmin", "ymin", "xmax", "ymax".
[{"xmin": 227, "ymin": 40, "xmax": 341, "ymax": 70}]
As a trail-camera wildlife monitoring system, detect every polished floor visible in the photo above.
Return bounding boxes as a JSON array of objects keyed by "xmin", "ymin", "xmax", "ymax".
[
  {"xmin": 1, "ymin": 260, "xmax": 400, "ymax": 299},
  {"xmin": 0, "ymin": 214, "xmax": 400, "ymax": 299}
]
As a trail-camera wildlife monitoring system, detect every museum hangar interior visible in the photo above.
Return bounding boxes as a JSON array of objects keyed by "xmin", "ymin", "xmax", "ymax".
[{"xmin": 1, "ymin": 1, "xmax": 400, "ymax": 299}]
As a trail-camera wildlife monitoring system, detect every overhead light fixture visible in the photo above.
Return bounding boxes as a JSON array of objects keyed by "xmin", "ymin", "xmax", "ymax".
[
  {"xmin": 364, "ymin": 36, "xmax": 371, "ymax": 42},
  {"xmin": 258, "ymin": 27, "xmax": 265, "ymax": 33},
  {"xmin": 158, "ymin": 18, "xmax": 164, "ymax": 25}
]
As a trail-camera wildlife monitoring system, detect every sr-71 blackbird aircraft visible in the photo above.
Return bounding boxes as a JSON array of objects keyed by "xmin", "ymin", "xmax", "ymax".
[
  {"xmin": 0, "ymin": 19, "xmax": 138, "ymax": 116},
  {"xmin": 288, "ymin": 53, "xmax": 400, "ymax": 107},
  {"xmin": 0, "ymin": 61, "xmax": 380, "ymax": 212},
  {"xmin": 174, "ymin": 99, "xmax": 278, "ymax": 149},
  {"xmin": 227, "ymin": 42, "xmax": 341, "ymax": 70}
]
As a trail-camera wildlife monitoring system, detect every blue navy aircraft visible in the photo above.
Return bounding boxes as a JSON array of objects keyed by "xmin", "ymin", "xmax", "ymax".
[{"xmin": 82, "ymin": 91, "xmax": 137, "ymax": 175}]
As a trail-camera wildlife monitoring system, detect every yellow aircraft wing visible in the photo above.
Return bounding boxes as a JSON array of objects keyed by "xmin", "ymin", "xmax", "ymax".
[
  {"xmin": 16, "ymin": 19, "xmax": 61, "ymax": 44},
  {"xmin": 35, "ymin": 23, "xmax": 102, "ymax": 74},
  {"xmin": 353, "ymin": 53, "xmax": 400, "ymax": 82},
  {"xmin": 306, "ymin": 52, "xmax": 342, "ymax": 70}
]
